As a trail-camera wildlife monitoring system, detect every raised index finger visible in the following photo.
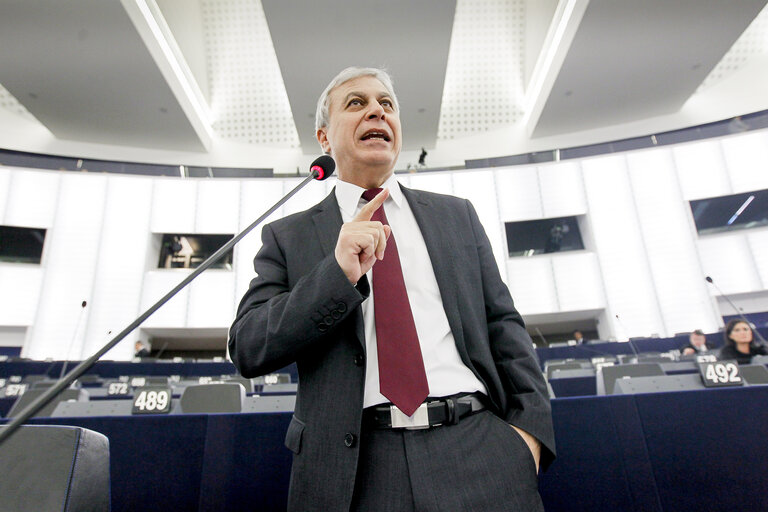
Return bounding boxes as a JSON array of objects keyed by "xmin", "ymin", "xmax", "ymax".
[{"xmin": 353, "ymin": 188, "xmax": 390, "ymax": 222}]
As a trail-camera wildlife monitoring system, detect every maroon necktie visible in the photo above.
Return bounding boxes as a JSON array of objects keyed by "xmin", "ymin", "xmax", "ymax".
[{"xmin": 362, "ymin": 188, "xmax": 429, "ymax": 416}]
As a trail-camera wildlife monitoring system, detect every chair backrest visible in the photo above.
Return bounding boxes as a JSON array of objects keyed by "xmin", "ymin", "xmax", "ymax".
[
  {"xmin": 7, "ymin": 388, "xmax": 88, "ymax": 418},
  {"xmin": 0, "ymin": 425, "xmax": 111, "ymax": 511},
  {"xmin": 597, "ymin": 363, "xmax": 665, "ymax": 395},
  {"xmin": 612, "ymin": 374, "xmax": 706, "ymax": 395},
  {"xmin": 179, "ymin": 383, "xmax": 245, "ymax": 413},
  {"xmin": 547, "ymin": 368, "xmax": 596, "ymax": 380},
  {"xmin": 546, "ymin": 362, "xmax": 587, "ymax": 379},
  {"xmin": 242, "ymin": 394, "xmax": 296, "ymax": 413},
  {"xmin": 740, "ymin": 364, "xmax": 768, "ymax": 385}
]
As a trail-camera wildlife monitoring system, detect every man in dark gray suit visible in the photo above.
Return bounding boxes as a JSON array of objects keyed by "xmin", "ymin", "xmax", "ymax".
[{"xmin": 229, "ymin": 67, "xmax": 555, "ymax": 511}]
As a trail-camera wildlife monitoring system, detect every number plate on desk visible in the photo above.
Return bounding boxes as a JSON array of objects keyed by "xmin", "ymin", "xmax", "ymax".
[
  {"xmin": 698, "ymin": 360, "xmax": 743, "ymax": 387},
  {"xmin": 4, "ymin": 383, "xmax": 28, "ymax": 397},
  {"xmin": 131, "ymin": 387, "xmax": 172, "ymax": 414},
  {"xmin": 107, "ymin": 382, "xmax": 130, "ymax": 396}
]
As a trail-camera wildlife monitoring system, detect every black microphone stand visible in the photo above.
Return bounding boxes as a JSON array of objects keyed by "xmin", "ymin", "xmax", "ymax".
[
  {"xmin": 0, "ymin": 159, "xmax": 333, "ymax": 446},
  {"xmin": 705, "ymin": 276, "xmax": 768, "ymax": 346}
]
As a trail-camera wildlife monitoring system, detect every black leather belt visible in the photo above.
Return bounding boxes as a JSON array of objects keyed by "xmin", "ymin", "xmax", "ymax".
[{"xmin": 363, "ymin": 392, "xmax": 487, "ymax": 430}]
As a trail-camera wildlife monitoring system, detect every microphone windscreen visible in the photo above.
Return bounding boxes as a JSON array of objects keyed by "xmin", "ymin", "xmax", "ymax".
[
  {"xmin": 705, "ymin": 276, "xmax": 713, "ymax": 283},
  {"xmin": 310, "ymin": 155, "xmax": 335, "ymax": 181}
]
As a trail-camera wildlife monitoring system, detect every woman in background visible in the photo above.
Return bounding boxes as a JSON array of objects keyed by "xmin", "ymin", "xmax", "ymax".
[{"xmin": 718, "ymin": 319, "xmax": 767, "ymax": 364}]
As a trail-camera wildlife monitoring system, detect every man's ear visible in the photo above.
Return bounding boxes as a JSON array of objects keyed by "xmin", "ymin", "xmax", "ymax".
[{"xmin": 316, "ymin": 128, "xmax": 331, "ymax": 154}]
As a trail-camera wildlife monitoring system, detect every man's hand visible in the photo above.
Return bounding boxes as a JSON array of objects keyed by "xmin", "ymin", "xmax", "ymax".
[
  {"xmin": 511, "ymin": 425, "xmax": 541, "ymax": 473},
  {"xmin": 682, "ymin": 348, "xmax": 695, "ymax": 355},
  {"xmin": 335, "ymin": 189, "xmax": 392, "ymax": 284}
]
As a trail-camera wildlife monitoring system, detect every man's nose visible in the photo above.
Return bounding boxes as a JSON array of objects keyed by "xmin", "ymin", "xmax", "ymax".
[{"xmin": 366, "ymin": 101, "xmax": 385, "ymax": 120}]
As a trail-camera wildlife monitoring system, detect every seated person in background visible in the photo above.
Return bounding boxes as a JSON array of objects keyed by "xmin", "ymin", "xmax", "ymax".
[
  {"xmin": 134, "ymin": 341, "xmax": 151, "ymax": 358},
  {"xmin": 573, "ymin": 330, "xmax": 588, "ymax": 345},
  {"xmin": 680, "ymin": 329, "xmax": 715, "ymax": 355},
  {"xmin": 718, "ymin": 319, "xmax": 767, "ymax": 364}
]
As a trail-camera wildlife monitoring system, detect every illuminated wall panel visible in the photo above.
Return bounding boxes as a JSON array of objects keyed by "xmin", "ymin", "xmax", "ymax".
[
  {"xmin": 82, "ymin": 177, "xmax": 153, "ymax": 360},
  {"xmin": 628, "ymin": 149, "xmax": 720, "ymax": 335},
  {"xmin": 26, "ymin": 175, "xmax": 107, "ymax": 359},
  {"xmin": 582, "ymin": 155, "xmax": 664, "ymax": 339}
]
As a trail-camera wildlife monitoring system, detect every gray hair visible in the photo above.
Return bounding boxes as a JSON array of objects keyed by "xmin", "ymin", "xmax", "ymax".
[{"xmin": 314, "ymin": 67, "xmax": 400, "ymax": 133}]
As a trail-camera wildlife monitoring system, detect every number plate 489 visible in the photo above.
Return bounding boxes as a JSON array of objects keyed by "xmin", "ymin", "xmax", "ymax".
[
  {"xmin": 131, "ymin": 387, "xmax": 172, "ymax": 414},
  {"xmin": 698, "ymin": 360, "xmax": 743, "ymax": 388}
]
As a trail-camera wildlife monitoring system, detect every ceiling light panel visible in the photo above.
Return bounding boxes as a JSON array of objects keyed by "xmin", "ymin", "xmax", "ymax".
[
  {"xmin": 201, "ymin": 0, "xmax": 299, "ymax": 147},
  {"xmin": 438, "ymin": 0, "xmax": 525, "ymax": 141},
  {"xmin": 698, "ymin": 2, "xmax": 768, "ymax": 93},
  {"xmin": 0, "ymin": 83, "xmax": 38, "ymax": 122}
]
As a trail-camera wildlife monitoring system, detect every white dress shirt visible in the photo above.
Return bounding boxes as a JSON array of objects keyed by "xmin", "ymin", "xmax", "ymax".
[{"xmin": 335, "ymin": 175, "xmax": 487, "ymax": 408}]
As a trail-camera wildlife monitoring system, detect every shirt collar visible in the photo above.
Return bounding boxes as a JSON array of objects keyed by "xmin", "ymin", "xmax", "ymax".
[{"xmin": 335, "ymin": 174, "xmax": 403, "ymax": 218}]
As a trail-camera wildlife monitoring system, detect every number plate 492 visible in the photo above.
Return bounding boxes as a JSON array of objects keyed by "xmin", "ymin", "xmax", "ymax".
[{"xmin": 698, "ymin": 360, "xmax": 743, "ymax": 388}]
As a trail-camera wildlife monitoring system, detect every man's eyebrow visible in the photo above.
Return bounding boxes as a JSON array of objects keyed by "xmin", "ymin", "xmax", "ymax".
[
  {"xmin": 342, "ymin": 91, "xmax": 365, "ymax": 104},
  {"xmin": 341, "ymin": 91, "xmax": 393, "ymax": 104}
]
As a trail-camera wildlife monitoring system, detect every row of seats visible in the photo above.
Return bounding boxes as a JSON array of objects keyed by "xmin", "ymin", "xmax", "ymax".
[
  {"xmin": 544, "ymin": 351, "xmax": 768, "ymax": 396},
  {"xmin": 0, "ymin": 371, "xmax": 298, "ymax": 419}
]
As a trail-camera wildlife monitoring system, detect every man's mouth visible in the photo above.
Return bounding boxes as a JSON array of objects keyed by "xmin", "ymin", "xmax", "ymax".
[{"xmin": 360, "ymin": 130, "xmax": 391, "ymax": 142}]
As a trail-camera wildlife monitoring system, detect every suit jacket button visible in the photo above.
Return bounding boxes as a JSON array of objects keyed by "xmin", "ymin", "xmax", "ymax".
[
  {"xmin": 318, "ymin": 324, "xmax": 328, "ymax": 333},
  {"xmin": 337, "ymin": 302, "xmax": 347, "ymax": 313},
  {"xmin": 331, "ymin": 309, "xmax": 342, "ymax": 320},
  {"xmin": 344, "ymin": 433, "xmax": 356, "ymax": 448},
  {"xmin": 323, "ymin": 316, "xmax": 333, "ymax": 326},
  {"xmin": 353, "ymin": 355, "xmax": 364, "ymax": 367}
]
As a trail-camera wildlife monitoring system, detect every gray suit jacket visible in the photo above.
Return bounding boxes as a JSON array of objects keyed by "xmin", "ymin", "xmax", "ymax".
[{"xmin": 229, "ymin": 185, "xmax": 555, "ymax": 511}]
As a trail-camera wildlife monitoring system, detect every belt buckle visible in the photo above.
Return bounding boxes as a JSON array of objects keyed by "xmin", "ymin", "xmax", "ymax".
[{"xmin": 390, "ymin": 403, "xmax": 430, "ymax": 430}]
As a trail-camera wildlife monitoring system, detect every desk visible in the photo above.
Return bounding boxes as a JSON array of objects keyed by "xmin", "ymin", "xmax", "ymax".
[
  {"xmin": 0, "ymin": 360, "xmax": 298, "ymax": 382},
  {"xmin": 3, "ymin": 386, "xmax": 767, "ymax": 511}
]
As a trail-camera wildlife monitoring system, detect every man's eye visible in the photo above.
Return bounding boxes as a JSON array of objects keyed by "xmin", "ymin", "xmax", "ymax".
[
  {"xmin": 347, "ymin": 99, "xmax": 363, "ymax": 107},
  {"xmin": 381, "ymin": 100, "xmax": 392, "ymax": 107}
]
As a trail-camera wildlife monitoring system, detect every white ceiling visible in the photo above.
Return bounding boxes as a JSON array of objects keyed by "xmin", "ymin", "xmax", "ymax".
[{"xmin": 0, "ymin": 0, "xmax": 767, "ymax": 167}]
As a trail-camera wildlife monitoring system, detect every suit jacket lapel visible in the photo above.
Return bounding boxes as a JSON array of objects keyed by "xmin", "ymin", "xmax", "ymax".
[
  {"xmin": 311, "ymin": 189, "xmax": 367, "ymax": 351},
  {"xmin": 401, "ymin": 185, "xmax": 467, "ymax": 355}
]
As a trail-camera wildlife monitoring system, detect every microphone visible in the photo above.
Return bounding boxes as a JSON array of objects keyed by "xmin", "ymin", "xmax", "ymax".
[
  {"xmin": 154, "ymin": 341, "xmax": 169, "ymax": 360},
  {"xmin": 310, "ymin": 155, "xmax": 335, "ymax": 181},
  {"xmin": 615, "ymin": 314, "xmax": 640, "ymax": 357},
  {"xmin": 59, "ymin": 300, "xmax": 89, "ymax": 379},
  {"xmin": 0, "ymin": 155, "xmax": 334, "ymax": 447},
  {"xmin": 705, "ymin": 275, "xmax": 767, "ymax": 346}
]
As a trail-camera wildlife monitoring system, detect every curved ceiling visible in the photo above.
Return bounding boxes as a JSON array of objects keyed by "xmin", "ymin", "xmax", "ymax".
[{"xmin": 0, "ymin": 0, "xmax": 767, "ymax": 168}]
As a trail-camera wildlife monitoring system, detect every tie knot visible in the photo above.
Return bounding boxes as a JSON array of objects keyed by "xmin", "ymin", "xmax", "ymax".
[{"xmin": 362, "ymin": 188, "xmax": 383, "ymax": 202}]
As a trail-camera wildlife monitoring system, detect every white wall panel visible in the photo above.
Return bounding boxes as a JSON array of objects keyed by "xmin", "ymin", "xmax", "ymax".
[
  {"xmin": 3, "ymin": 170, "xmax": 60, "ymax": 228},
  {"xmin": 82, "ymin": 177, "xmax": 153, "ymax": 360},
  {"xmin": 582, "ymin": 155, "xmax": 664, "ymax": 339},
  {"xmin": 539, "ymin": 161, "xmax": 587, "ymax": 218},
  {"xmin": 506, "ymin": 257, "xmax": 558, "ymax": 314},
  {"xmin": 0, "ymin": 327, "xmax": 26, "ymax": 347},
  {"xmin": 26, "ymin": 174, "xmax": 107, "ymax": 359},
  {"xmin": 747, "ymin": 229, "xmax": 768, "ymax": 289},
  {"xmin": 551, "ymin": 252, "xmax": 605, "ymax": 312},
  {"xmin": 628, "ymin": 149, "xmax": 720, "ymax": 335},
  {"xmin": 495, "ymin": 166, "xmax": 542, "ymax": 221},
  {"xmin": 697, "ymin": 233, "xmax": 761, "ymax": 295},
  {"xmin": 0, "ymin": 170, "xmax": 10, "ymax": 221},
  {"xmin": 0, "ymin": 265, "xmax": 43, "ymax": 326},
  {"xmin": 408, "ymin": 172, "xmax": 454, "ymax": 196},
  {"xmin": 452, "ymin": 170, "xmax": 507, "ymax": 283},
  {"xmin": 195, "ymin": 180, "xmax": 240, "ymax": 233},
  {"xmin": 235, "ymin": 180, "xmax": 287, "ymax": 304},
  {"xmin": 150, "ymin": 179, "xmax": 198, "ymax": 233},
  {"xmin": 281, "ymin": 177, "xmax": 329, "ymax": 217},
  {"xmin": 673, "ymin": 140, "xmax": 731, "ymax": 199},
  {"xmin": 140, "ymin": 271, "xmax": 191, "ymax": 328},
  {"xmin": 187, "ymin": 271, "xmax": 235, "ymax": 327},
  {"xmin": 720, "ymin": 131, "xmax": 768, "ymax": 192}
]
